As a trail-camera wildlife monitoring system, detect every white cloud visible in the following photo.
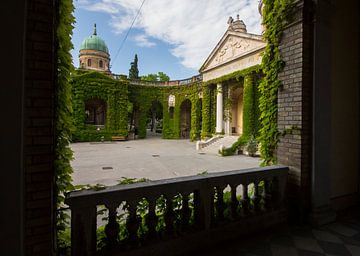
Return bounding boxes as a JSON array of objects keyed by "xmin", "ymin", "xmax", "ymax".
[
  {"xmin": 133, "ymin": 34, "xmax": 156, "ymax": 48},
  {"xmin": 78, "ymin": 0, "xmax": 262, "ymax": 70}
]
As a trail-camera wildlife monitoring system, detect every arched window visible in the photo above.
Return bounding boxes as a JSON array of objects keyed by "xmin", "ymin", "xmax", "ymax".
[
  {"xmin": 87, "ymin": 59, "xmax": 92, "ymax": 67},
  {"xmin": 99, "ymin": 60, "xmax": 103, "ymax": 68}
]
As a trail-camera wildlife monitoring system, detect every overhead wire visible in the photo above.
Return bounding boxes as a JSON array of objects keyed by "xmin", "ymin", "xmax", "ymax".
[{"xmin": 112, "ymin": 0, "xmax": 146, "ymax": 66}]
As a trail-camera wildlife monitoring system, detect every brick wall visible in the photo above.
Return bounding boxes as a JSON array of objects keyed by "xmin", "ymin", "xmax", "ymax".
[
  {"xmin": 24, "ymin": 0, "xmax": 56, "ymax": 254},
  {"xmin": 277, "ymin": 0, "xmax": 313, "ymax": 220}
]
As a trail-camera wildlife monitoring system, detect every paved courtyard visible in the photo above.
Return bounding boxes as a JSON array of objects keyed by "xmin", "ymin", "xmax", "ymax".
[{"xmin": 71, "ymin": 135, "xmax": 261, "ymax": 186}]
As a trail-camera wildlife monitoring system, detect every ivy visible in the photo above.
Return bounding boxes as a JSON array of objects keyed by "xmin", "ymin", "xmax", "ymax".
[
  {"xmin": 258, "ymin": 0, "xmax": 293, "ymax": 166},
  {"xmin": 71, "ymin": 71, "xmax": 129, "ymax": 141},
  {"xmin": 55, "ymin": 0, "xmax": 75, "ymax": 251}
]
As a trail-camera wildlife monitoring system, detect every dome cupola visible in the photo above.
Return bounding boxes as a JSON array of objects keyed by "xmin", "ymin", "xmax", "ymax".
[
  {"xmin": 80, "ymin": 24, "xmax": 109, "ymax": 54},
  {"xmin": 79, "ymin": 24, "xmax": 111, "ymax": 73}
]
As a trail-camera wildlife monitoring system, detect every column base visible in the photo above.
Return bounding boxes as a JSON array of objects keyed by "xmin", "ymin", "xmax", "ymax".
[{"xmin": 309, "ymin": 204, "xmax": 336, "ymax": 226}]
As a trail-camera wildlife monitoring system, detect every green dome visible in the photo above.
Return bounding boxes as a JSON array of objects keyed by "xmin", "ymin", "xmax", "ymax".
[{"xmin": 80, "ymin": 24, "xmax": 109, "ymax": 54}]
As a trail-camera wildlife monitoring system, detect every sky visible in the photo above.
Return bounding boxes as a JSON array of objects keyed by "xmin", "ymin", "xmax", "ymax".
[{"xmin": 71, "ymin": 0, "xmax": 262, "ymax": 80}]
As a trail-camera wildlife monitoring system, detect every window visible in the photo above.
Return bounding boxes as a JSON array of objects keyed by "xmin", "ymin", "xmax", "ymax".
[
  {"xmin": 87, "ymin": 59, "xmax": 92, "ymax": 67},
  {"xmin": 99, "ymin": 60, "xmax": 103, "ymax": 68}
]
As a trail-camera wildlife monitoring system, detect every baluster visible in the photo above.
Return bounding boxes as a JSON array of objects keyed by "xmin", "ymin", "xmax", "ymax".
[
  {"xmin": 165, "ymin": 195, "xmax": 175, "ymax": 235},
  {"xmin": 193, "ymin": 188, "xmax": 213, "ymax": 230},
  {"xmin": 230, "ymin": 184, "xmax": 238, "ymax": 219},
  {"xmin": 264, "ymin": 179, "xmax": 273, "ymax": 210},
  {"xmin": 105, "ymin": 203, "xmax": 120, "ymax": 248},
  {"xmin": 253, "ymin": 181, "xmax": 261, "ymax": 212},
  {"xmin": 272, "ymin": 177, "xmax": 280, "ymax": 207},
  {"xmin": 215, "ymin": 186, "xmax": 225, "ymax": 222},
  {"xmin": 71, "ymin": 205, "xmax": 97, "ymax": 256},
  {"xmin": 181, "ymin": 193, "xmax": 191, "ymax": 230},
  {"xmin": 146, "ymin": 199, "xmax": 157, "ymax": 239},
  {"xmin": 240, "ymin": 184, "xmax": 250, "ymax": 217},
  {"xmin": 193, "ymin": 190, "xmax": 200, "ymax": 228},
  {"xmin": 126, "ymin": 201, "xmax": 140, "ymax": 246}
]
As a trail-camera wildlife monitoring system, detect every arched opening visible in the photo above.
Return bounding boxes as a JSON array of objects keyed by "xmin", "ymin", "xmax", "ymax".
[
  {"xmin": 99, "ymin": 59, "xmax": 103, "ymax": 68},
  {"xmin": 129, "ymin": 102, "xmax": 140, "ymax": 139},
  {"xmin": 230, "ymin": 87, "xmax": 243, "ymax": 135},
  {"xmin": 169, "ymin": 106, "xmax": 175, "ymax": 119},
  {"xmin": 87, "ymin": 58, "xmax": 92, "ymax": 67},
  {"xmin": 84, "ymin": 98, "xmax": 106, "ymax": 126},
  {"xmin": 180, "ymin": 99, "xmax": 191, "ymax": 139},
  {"xmin": 147, "ymin": 100, "xmax": 163, "ymax": 136}
]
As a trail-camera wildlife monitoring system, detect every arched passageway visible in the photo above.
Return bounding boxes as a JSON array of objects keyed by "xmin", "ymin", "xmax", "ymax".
[
  {"xmin": 180, "ymin": 99, "xmax": 191, "ymax": 139},
  {"xmin": 147, "ymin": 100, "xmax": 163, "ymax": 136},
  {"xmin": 85, "ymin": 98, "xmax": 106, "ymax": 126}
]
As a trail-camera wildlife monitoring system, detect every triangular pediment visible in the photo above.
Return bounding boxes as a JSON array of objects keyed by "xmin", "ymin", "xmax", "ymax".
[{"xmin": 200, "ymin": 31, "xmax": 265, "ymax": 72}]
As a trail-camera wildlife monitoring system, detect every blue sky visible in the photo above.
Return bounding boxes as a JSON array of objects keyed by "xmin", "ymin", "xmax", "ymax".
[{"xmin": 71, "ymin": 0, "xmax": 262, "ymax": 80}]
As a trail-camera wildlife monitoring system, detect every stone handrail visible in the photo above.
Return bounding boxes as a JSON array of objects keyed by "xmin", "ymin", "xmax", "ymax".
[
  {"xmin": 196, "ymin": 135, "xmax": 223, "ymax": 150},
  {"xmin": 112, "ymin": 74, "xmax": 203, "ymax": 87},
  {"xmin": 65, "ymin": 165, "xmax": 288, "ymax": 255}
]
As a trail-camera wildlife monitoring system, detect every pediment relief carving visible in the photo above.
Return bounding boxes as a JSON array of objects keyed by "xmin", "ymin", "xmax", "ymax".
[{"xmin": 205, "ymin": 35, "xmax": 264, "ymax": 70}]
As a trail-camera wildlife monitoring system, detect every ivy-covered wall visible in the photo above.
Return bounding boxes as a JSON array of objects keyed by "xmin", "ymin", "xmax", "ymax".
[
  {"xmin": 242, "ymin": 74, "xmax": 261, "ymax": 140},
  {"xmin": 71, "ymin": 71, "xmax": 129, "ymax": 141},
  {"xmin": 71, "ymin": 65, "xmax": 263, "ymax": 144},
  {"xmin": 71, "ymin": 71, "xmax": 203, "ymax": 142}
]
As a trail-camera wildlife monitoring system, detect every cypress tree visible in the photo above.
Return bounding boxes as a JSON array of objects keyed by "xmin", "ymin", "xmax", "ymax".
[{"xmin": 129, "ymin": 54, "xmax": 139, "ymax": 79}]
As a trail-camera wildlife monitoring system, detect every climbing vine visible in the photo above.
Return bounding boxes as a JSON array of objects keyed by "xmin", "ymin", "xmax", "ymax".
[
  {"xmin": 258, "ymin": 0, "xmax": 293, "ymax": 166},
  {"xmin": 55, "ymin": 0, "xmax": 75, "ymax": 250},
  {"xmin": 71, "ymin": 71, "xmax": 129, "ymax": 141}
]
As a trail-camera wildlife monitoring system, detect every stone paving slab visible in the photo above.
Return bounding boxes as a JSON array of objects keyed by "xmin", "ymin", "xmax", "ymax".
[{"xmin": 71, "ymin": 136, "xmax": 261, "ymax": 186}]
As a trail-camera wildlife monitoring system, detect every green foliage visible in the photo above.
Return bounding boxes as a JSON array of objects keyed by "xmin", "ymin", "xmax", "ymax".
[
  {"xmin": 203, "ymin": 65, "xmax": 261, "ymax": 87},
  {"xmin": 219, "ymin": 135, "xmax": 248, "ymax": 156},
  {"xmin": 259, "ymin": 0, "xmax": 293, "ymax": 165},
  {"xmin": 242, "ymin": 74, "xmax": 261, "ymax": 140},
  {"xmin": 246, "ymin": 135, "xmax": 258, "ymax": 156},
  {"xmin": 117, "ymin": 177, "xmax": 150, "ymax": 185},
  {"xmin": 141, "ymin": 72, "xmax": 170, "ymax": 82},
  {"xmin": 71, "ymin": 71, "xmax": 129, "ymax": 142},
  {"xmin": 158, "ymin": 72, "xmax": 170, "ymax": 82},
  {"xmin": 129, "ymin": 54, "xmax": 139, "ymax": 79},
  {"xmin": 201, "ymin": 85, "xmax": 212, "ymax": 138},
  {"xmin": 55, "ymin": 0, "xmax": 75, "ymax": 250}
]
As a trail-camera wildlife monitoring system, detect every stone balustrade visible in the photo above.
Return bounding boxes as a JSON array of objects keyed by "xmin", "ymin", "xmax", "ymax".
[
  {"xmin": 65, "ymin": 165, "xmax": 288, "ymax": 256},
  {"xmin": 112, "ymin": 74, "xmax": 203, "ymax": 87},
  {"xmin": 196, "ymin": 135, "xmax": 223, "ymax": 150}
]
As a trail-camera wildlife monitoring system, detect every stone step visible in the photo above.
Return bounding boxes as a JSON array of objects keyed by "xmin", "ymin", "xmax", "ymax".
[{"xmin": 199, "ymin": 136, "xmax": 239, "ymax": 155}]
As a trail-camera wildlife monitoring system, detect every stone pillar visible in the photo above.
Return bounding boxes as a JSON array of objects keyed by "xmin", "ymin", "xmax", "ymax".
[
  {"xmin": 309, "ymin": 0, "xmax": 336, "ymax": 225},
  {"xmin": 216, "ymin": 83, "xmax": 223, "ymax": 133}
]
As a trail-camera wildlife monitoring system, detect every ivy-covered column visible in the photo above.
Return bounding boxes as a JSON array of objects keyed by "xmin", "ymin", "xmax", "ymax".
[
  {"xmin": 215, "ymin": 83, "xmax": 223, "ymax": 133},
  {"xmin": 242, "ymin": 74, "xmax": 254, "ymax": 140},
  {"xmin": 201, "ymin": 85, "xmax": 211, "ymax": 138}
]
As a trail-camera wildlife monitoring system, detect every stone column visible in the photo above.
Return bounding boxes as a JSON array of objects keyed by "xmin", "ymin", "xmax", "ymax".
[
  {"xmin": 216, "ymin": 83, "xmax": 223, "ymax": 133},
  {"xmin": 310, "ymin": 0, "xmax": 336, "ymax": 225}
]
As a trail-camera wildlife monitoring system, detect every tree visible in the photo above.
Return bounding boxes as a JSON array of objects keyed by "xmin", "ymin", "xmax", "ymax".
[
  {"xmin": 158, "ymin": 72, "xmax": 170, "ymax": 82},
  {"xmin": 129, "ymin": 54, "xmax": 139, "ymax": 79},
  {"xmin": 141, "ymin": 73, "xmax": 158, "ymax": 81},
  {"xmin": 140, "ymin": 72, "xmax": 170, "ymax": 82}
]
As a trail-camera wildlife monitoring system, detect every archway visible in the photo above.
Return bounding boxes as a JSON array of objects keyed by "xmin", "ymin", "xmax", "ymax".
[
  {"xmin": 180, "ymin": 99, "xmax": 192, "ymax": 139},
  {"xmin": 84, "ymin": 98, "xmax": 106, "ymax": 126},
  {"xmin": 147, "ymin": 100, "xmax": 163, "ymax": 136}
]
